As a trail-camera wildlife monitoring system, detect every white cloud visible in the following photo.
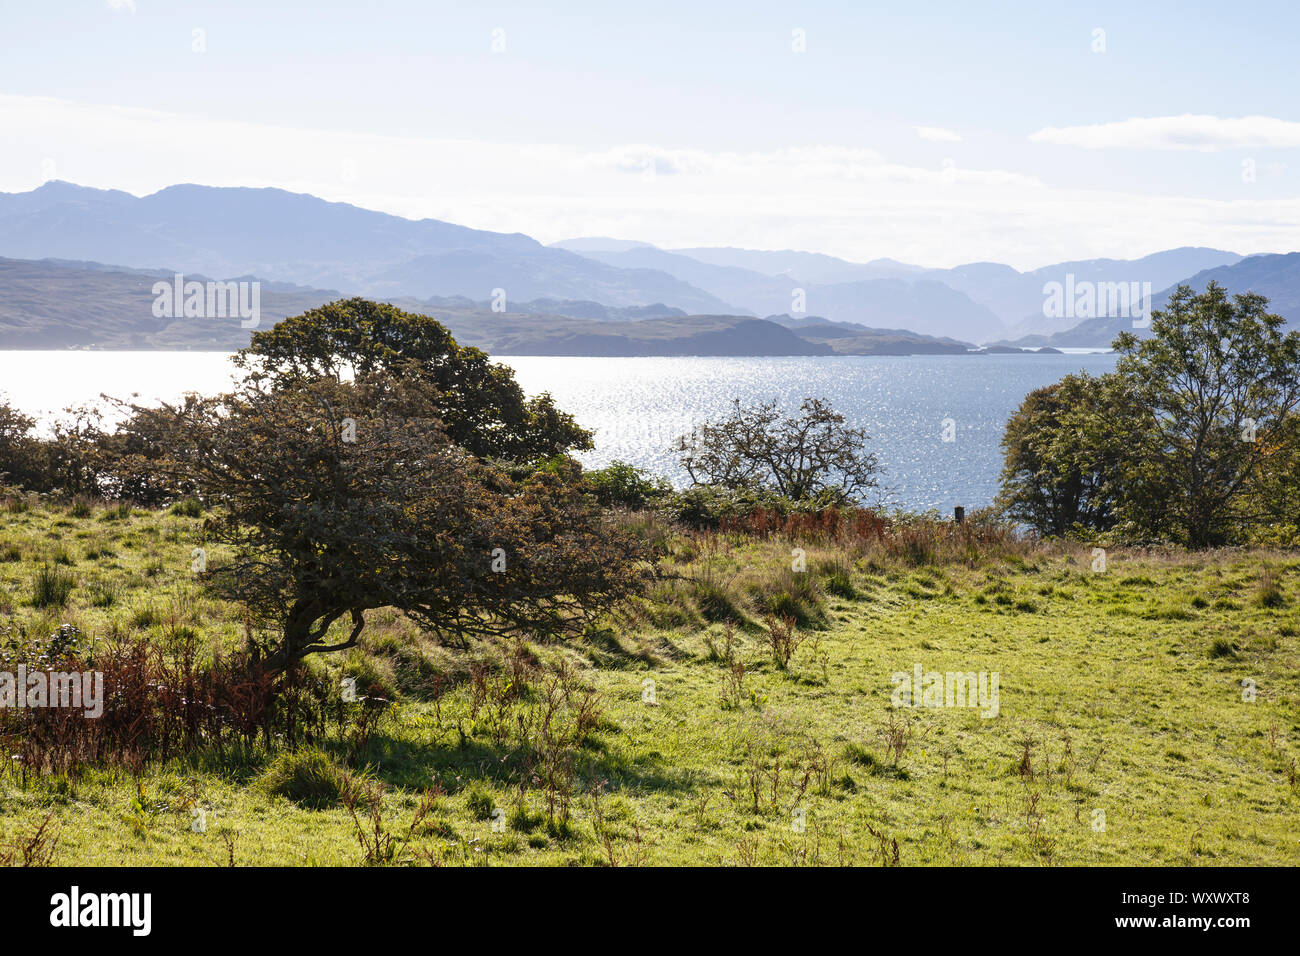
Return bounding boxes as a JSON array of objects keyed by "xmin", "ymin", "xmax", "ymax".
[
  {"xmin": 914, "ymin": 126, "xmax": 963, "ymax": 143},
  {"xmin": 0, "ymin": 95, "xmax": 1296, "ymax": 270},
  {"xmin": 106, "ymin": 0, "xmax": 136, "ymax": 12},
  {"xmin": 1029, "ymin": 114, "xmax": 1300, "ymax": 151}
]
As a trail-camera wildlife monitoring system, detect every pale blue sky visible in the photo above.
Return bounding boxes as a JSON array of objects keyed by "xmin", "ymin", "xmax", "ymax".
[{"xmin": 2, "ymin": 0, "xmax": 1298, "ymax": 267}]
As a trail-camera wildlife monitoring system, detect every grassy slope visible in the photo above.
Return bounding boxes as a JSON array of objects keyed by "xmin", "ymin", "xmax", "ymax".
[{"xmin": 0, "ymin": 502, "xmax": 1297, "ymax": 866}]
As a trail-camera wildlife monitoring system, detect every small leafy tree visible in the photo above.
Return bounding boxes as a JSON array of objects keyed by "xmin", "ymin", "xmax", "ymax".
[
  {"xmin": 0, "ymin": 396, "xmax": 43, "ymax": 490},
  {"xmin": 41, "ymin": 404, "xmax": 106, "ymax": 499},
  {"xmin": 146, "ymin": 372, "xmax": 649, "ymax": 669},
  {"xmin": 673, "ymin": 397, "xmax": 880, "ymax": 505},
  {"xmin": 996, "ymin": 372, "xmax": 1127, "ymax": 536},
  {"xmin": 582, "ymin": 460, "xmax": 671, "ymax": 510}
]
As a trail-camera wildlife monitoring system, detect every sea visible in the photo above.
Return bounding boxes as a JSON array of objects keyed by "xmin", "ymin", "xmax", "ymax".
[{"xmin": 0, "ymin": 350, "xmax": 1118, "ymax": 513}]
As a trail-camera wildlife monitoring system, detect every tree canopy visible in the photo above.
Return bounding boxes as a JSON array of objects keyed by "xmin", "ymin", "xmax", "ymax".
[{"xmin": 234, "ymin": 298, "xmax": 591, "ymax": 463}]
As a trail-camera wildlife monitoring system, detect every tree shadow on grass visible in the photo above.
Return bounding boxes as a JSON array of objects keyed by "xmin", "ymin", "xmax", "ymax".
[{"xmin": 351, "ymin": 731, "xmax": 690, "ymax": 797}]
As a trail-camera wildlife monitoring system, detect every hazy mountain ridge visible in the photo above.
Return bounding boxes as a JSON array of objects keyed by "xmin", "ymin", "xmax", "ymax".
[
  {"xmin": 556, "ymin": 237, "xmax": 1242, "ymax": 343},
  {"xmin": 658, "ymin": 246, "xmax": 927, "ymax": 284},
  {"xmin": 0, "ymin": 256, "xmax": 976, "ymax": 356},
  {"xmin": 0, "ymin": 181, "xmax": 1273, "ymax": 350},
  {"xmin": 0, "ymin": 182, "xmax": 741, "ymax": 316},
  {"xmin": 436, "ymin": 314, "xmax": 832, "ymax": 357},
  {"xmin": 1002, "ymin": 252, "xmax": 1300, "ymax": 349},
  {"xmin": 0, "ymin": 256, "xmax": 336, "ymax": 350},
  {"xmin": 988, "ymin": 247, "xmax": 1246, "ymax": 338},
  {"xmin": 566, "ymin": 245, "xmax": 1004, "ymax": 341}
]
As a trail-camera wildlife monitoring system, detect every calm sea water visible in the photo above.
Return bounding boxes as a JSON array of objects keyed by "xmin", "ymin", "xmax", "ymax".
[{"xmin": 0, "ymin": 351, "xmax": 1118, "ymax": 512}]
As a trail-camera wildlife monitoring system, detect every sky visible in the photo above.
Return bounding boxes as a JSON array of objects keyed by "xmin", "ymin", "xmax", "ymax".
[{"xmin": 1, "ymin": 0, "xmax": 1298, "ymax": 269}]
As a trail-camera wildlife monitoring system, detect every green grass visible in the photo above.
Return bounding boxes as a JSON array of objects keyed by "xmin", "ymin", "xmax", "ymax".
[{"xmin": 1, "ymin": 500, "xmax": 1298, "ymax": 866}]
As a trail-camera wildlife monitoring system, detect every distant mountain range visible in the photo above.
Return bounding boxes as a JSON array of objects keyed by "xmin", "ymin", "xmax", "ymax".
[{"xmin": 0, "ymin": 181, "xmax": 1294, "ymax": 350}]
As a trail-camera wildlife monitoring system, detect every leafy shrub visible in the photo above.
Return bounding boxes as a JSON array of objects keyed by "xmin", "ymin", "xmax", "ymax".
[
  {"xmin": 666, "ymin": 485, "xmax": 790, "ymax": 530},
  {"xmin": 583, "ymin": 461, "xmax": 671, "ymax": 510},
  {"xmin": 169, "ymin": 497, "xmax": 203, "ymax": 518}
]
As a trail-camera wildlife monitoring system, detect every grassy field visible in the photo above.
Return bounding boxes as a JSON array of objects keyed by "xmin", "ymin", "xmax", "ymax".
[{"xmin": 1, "ymin": 498, "xmax": 1297, "ymax": 866}]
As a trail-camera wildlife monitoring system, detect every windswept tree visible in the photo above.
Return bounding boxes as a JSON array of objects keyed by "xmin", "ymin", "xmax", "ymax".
[
  {"xmin": 144, "ymin": 371, "xmax": 649, "ymax": 669},
  {"xmin": 674, "ymin": 397, "xmax": 880, "ymax": 505},
  {"xmin": 235, "ymin": 298, "xmax": 591, "ymax": 463},
  {"xmin": 1110, "ymin": 282, "xmax": 1300, "ymax": 547}
]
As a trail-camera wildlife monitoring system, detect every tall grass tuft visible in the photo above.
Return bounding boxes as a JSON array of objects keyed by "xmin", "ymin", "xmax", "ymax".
[
  {"xmin": 692, "ymin": 576, "xmax": 744, "ymax": 623},
  {"xmin": 30, "ymin": 564, "xmax": 75, "ymax": 608},
  {"xmin": 1256, "ymin": 572, "xmax": 1286, "ymax": 609},
  {"xmin": 258, "ymin": 748, "xmax": 359, "ymax": 809}
]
